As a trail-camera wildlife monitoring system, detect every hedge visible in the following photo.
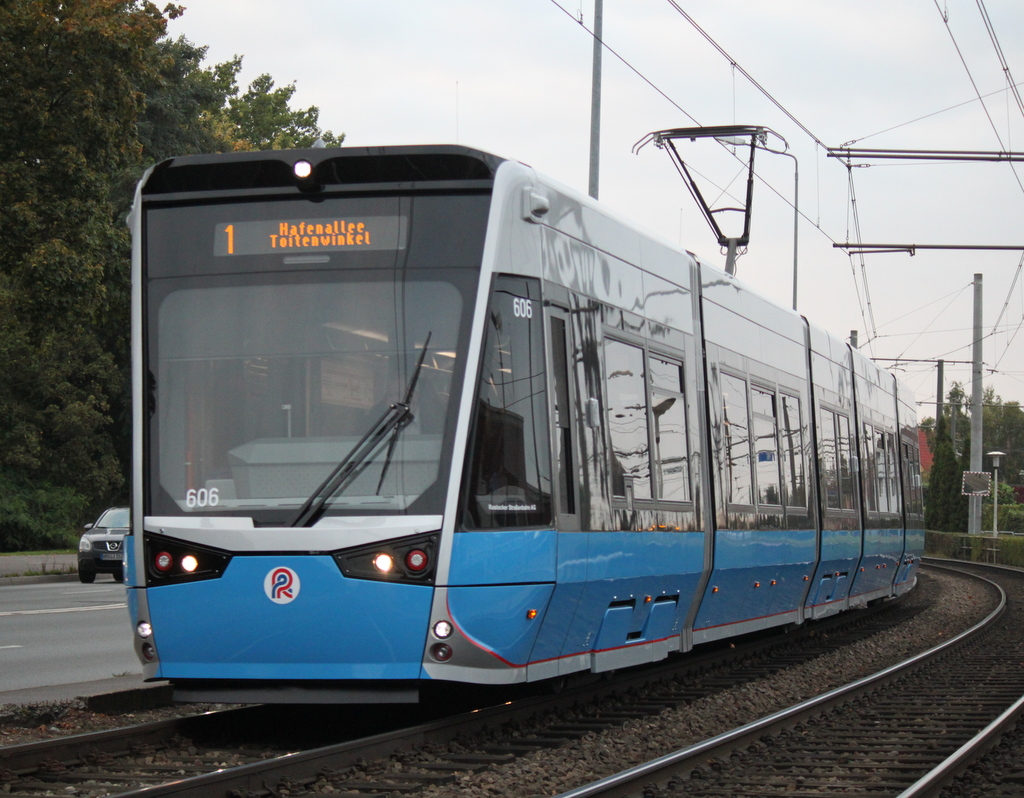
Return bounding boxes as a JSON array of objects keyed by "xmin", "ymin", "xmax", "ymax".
[{"xmin": 925, "ymin": 529, "xmax": 1024, "ymax": 568}]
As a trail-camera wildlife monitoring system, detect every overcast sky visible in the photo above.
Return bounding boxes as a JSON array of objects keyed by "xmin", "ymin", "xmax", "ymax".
[{"xmin": 167, "ymin": 0, "xmax": 1024, "ymax": 413}]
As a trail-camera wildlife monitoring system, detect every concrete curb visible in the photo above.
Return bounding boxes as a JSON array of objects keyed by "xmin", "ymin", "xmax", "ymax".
[
  {"xmin": 0, "ymin": 573, "xmax": 79, "ymax": 587},
  {"xmin": 0, "ymin": 676, "xmax": 174, "ymax": 712}
]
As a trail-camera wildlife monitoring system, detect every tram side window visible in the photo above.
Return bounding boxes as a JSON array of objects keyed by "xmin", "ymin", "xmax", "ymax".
[
  {"xmin": 901, "ymin": 441, "xmax": 913, "ymax": 515},
  {"xmin": 875, "ymin": 430, "xmax": 890, "ymax": 512},
  {"xmin": 836, "ymin": 414, "xmax": 855, "ymax": 510},
  {"xmin": 862, "ymin": 423, "xmax": 878, "ymax": 512},
  {"xmin": 606, "ymin": 339, "xmax": 651, "ymax": 500},
  {"xmin": 887, "ymin": 432, "xmax": 900, "ymax": 511},
  {"xmin": 463, "ymin": 277, "xmax": 552, "ymax": 529},
  {"xmin": 751, "ymin": 387, "xmax": 781, "ymax": 506},
  {"xmin": 649, "ymin": 356, "xmax": 690, "ymax": 502},
  {"xmin": 721, "ymin": 374, "xmax": 753, "ymax": 506},
  {"xmin": 912, "ymin": 444, "xmax": 924, "ymax": 515},
  {"xmin": 780, "ymin": 395, "xmax": 806, "ymax": 509},
  {"xmin": 819, "ymin": 408, "xmax": 840, "ymax": 509}
]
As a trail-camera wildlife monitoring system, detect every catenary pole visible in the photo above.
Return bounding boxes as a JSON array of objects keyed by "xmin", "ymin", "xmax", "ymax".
[
  {"xmin": 588, "ymin": 0, "xmax": 603, "ymax": 200},
  {"xmin": 968, "ymin": 274, "xmax": 984, "ymax": 535}
]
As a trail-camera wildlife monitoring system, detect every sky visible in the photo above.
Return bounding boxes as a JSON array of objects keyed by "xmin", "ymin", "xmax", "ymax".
[{"xmin": 166, "ymin": 0, "xmax": 1024, "ymax": 414}]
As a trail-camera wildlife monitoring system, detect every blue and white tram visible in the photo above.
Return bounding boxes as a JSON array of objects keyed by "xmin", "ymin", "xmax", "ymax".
[{"xmin": 126, "ymin": 145, "xmax": 924, "ymax": 702}]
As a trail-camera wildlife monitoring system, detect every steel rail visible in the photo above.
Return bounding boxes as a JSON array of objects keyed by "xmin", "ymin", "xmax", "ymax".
[
  {"xmin": 550, "ymin": 564, "xmax": 1007, "ymax": 798},
  {"xmin": 0, "ymin": 575, "xmax": 933, "ymax": 798},
  {"xmin": 896, "ymin": 692, "xmax": 1024, "ymax": 798}
]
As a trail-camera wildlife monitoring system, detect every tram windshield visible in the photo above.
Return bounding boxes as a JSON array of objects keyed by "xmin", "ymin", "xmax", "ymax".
[{"xmin": 144, "ymin": 194, "xmax": 487, "ymax": 522}]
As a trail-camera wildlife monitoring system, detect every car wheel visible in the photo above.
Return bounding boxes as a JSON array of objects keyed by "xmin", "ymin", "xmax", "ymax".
[
  {"xmin": 112, "ymin": 567, "xmax": 125, "ymax": 583},
  {"xmin": 78, "ymin": 567, "xmax": 96, "ymax": 584}
]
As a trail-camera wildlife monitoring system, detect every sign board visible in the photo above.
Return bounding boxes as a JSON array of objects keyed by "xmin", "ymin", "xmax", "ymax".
[{"xmin": 962, "ymin": 471, "xmax": 992, "ymax": 496}]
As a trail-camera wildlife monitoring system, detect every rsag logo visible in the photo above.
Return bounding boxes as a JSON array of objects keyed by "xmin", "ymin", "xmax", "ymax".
[{"xmin": 264, "ymin": 566, "xmax": 301, "ymax": 604}]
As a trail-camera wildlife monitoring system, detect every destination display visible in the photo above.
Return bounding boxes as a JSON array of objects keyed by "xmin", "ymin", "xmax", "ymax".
[{"xmin": 215, "ymin": 216, "xmax": 407, "ymax": 256}]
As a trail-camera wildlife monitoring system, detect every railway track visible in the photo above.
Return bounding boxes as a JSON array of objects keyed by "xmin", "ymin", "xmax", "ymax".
[
  {"xmin": 0, "ymin": 564, "xmax": 995, "ymax": 798},
  {"xmin": 555, "ymin": 559, "xmax": 1024, "ymax": 798}
]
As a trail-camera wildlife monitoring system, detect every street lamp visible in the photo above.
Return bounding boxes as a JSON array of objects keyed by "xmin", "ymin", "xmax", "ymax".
[{"xmin": 988, "ymin": 451, "xmax": 1007, "ymax": 535}]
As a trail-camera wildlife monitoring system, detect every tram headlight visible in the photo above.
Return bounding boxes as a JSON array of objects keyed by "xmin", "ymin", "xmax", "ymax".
[
  {"xmin": 144, "ymin": 534, "xmax": 232, "ymax": 585},
  {"xmin": 332, "ymin": 532, "xmax": 439, "ymax": 584},
  {"xmin": 433, "ymin": 620, "xmax": 453, "ymax": 639},
  {"xmin": 136, "ymin": 621, "xmax": 153, "ymax": 639},
  {"xmin": 293, "ymin": 160, "xmax": 313, "ymax": 179}
]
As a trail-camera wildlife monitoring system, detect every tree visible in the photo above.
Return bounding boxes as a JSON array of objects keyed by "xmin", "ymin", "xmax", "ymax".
[
  {"xmin": 0, "ymin": 2, "xmax": 345, "ymax": 549},
  {"xmin": 0, "ymin": 0, "xmax": 168, "ymax": 545},
  {"xmin": 136, "ymin": 40, "xmax": 344, "ymax": 160},
  {"xmin": 223, "ymin": 71, "xmax": 344, "ymax": 151},
  {"xmin": 925, "ymin": 414, "xmax": 968, "ymax": 532}
]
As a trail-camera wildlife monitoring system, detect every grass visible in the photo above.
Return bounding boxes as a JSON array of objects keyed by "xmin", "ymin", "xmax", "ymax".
[
  {"xmin": 0, "ymin": 549, "xmax": 76, "ymax": 556},
  {"xmin": 14, "ymin": 566, "xmax": 76, "ymax": 576}
]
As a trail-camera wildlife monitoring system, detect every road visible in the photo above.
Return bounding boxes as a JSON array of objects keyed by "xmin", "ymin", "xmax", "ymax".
[{"xmin": 0, "ymin": 580, "xmax": 140, "ymax": 692}]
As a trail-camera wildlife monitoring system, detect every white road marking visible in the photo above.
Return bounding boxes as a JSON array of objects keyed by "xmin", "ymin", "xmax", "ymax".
[{"xmin": 0, "ymin": 604, "xmax": 126, "ymax": 617}]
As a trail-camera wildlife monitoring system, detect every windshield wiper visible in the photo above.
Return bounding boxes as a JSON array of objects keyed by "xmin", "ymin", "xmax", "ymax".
[
  {"xmin": 290, "ymin": 332, "xmax": 432, "ymax": 528},
  {"xmin": 375, "ymin": 331, "xmax": 431, "ymax": 495}
]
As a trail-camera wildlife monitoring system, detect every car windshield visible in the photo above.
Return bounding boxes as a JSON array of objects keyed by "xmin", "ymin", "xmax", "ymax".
[{"xmin": 96, "ymin": 508, "xmax": 130, "ymax": 529}]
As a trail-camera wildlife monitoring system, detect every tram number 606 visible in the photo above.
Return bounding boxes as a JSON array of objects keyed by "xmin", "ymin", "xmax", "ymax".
[
  {"xmin": 513, "ymin": 297, "xmax": 533, "ymax": 319},
  {"xmin": 186, "ymin": 488, "xmax": 220, "ymax": 508}
]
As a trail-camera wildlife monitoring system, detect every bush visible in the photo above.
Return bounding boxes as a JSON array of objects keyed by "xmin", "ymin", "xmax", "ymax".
[
  {"xmin": 982, "ymin": 504, "xmax": 1024, "ymax": 534},
  {"xmin": 925, "ymin": 528, "xmax": 1024, "ymax": 568},
  {"xmin": 925, "ymin": 530, "xmax": 967, "ymax": 560},
  {"xmin": 0, "ymin": 470, "xmax": 87, "ymax": 551}
]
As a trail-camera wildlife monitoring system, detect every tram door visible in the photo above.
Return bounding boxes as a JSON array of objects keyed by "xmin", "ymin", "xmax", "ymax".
[
  {"xmin": 547, "ymin": 308, "xmax": 580, "ymax": 531},
  {"xmin": 524, "ymin": 303, "xmax": 589, "ymax": 678}
]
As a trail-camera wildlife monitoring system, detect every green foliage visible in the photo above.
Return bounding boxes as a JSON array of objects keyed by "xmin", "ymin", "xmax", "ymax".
[
  {"xmin": 136, "ymin": 40, "xmax": 344, "ymax": 160},
  {"xmin": 0, "ymin": 470, "xmax": 87, "ymax": 552},
  {"xmin": 0, "ymin": 0, "xmax": 167, "ymax": 523},
  {"xmin": 224, "ymin": 71, "xmax": 344, "ymax": 151},
  {"xmin": 943, "ymin": 383, "xmax": 1024, "ymax": 481},
  {"xmin": 925, "ymin": 529, "xmax": 1024, "ymax": 567},
  {"xmin": 923, "ymin": 530, "xmax": 966, "ymax": 560},
  {"xmin": 982, "ymin": 503, "xmax": 1024, "ymax": 534},
  {"xmin": 924, "ymin": 414, "xmax": 968, "ymax": 532},
  {"xmin": 0, "ymin": 3, "xmax": 345, "ymax": 550}
]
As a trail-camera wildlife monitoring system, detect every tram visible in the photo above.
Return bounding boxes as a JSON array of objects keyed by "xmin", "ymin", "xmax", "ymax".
[{"xmin": 126, "ymin": 145, "xmax": 924, "ymax": 703}]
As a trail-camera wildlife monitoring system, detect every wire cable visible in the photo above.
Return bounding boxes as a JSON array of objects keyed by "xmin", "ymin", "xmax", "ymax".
[
  {"xmin": 897, "ymin": 283, "xmax": 972, "ymax": 360},
  {"xmin": 842, "ymin": 81, "xmax": 1024, "ymax": 147},
  {"xmin": 662, "ymin": 0, "xmax": 826, "ymax": 148},
  {"xmin": 547, "ymin": 0, "xmax": 700, "ymax": 125},
  {"xmin": 975, "ymin": 0, "xmax": 1024, "ymax": 123},
  {"xmin": 845, "ymin": 167, "xmax": 878, "ymax": 352},
  {"xmin": 932, "ymin": 0, "xmax": 1024, "ymax": 196}
]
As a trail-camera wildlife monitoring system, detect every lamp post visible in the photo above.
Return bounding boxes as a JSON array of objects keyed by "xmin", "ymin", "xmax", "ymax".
[{"xmin": 988, "ymin": 451, "xmax": 1006, "ymax": 535}]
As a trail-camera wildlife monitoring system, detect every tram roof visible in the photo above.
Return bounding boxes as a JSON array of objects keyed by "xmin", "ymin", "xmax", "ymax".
[{"xmin": 141, "ymin": 144, "xmax": 507, "ymax": 197}]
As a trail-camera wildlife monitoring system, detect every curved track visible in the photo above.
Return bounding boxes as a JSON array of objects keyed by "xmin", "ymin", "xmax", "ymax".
[
  {"xmin": 556, "ymin": 560, "xmax": 1024, "ymax": 798},
  {"xmin": 0, "ymin": 563, "xmax": 998, "ymax": 798}
]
